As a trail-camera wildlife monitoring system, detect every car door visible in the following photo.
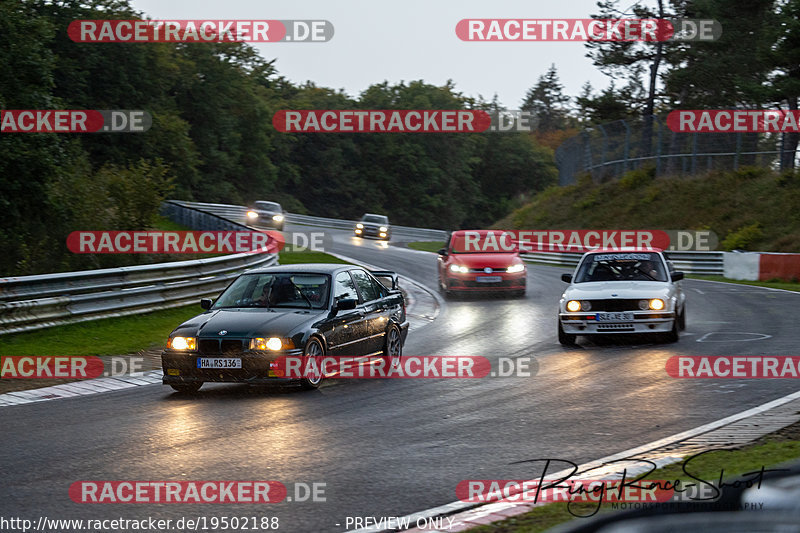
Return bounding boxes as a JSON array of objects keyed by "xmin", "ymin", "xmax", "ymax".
[
  {"xmin": 350, "ymin": 269, "xmax": 387, "ymax": 354},
  {"xmin": 327, "ymin": 271, "xmax": 369, "ymax": 358}
]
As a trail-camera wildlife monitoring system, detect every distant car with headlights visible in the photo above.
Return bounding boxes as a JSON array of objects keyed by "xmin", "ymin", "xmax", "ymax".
[
  {"xmin": 354, "ymin": 213, "xmax": 390, "ymax": 240},
  {"xmin": 437, "ymin": 229, "xmax": 527, "ymax": 297},
  {"xmin": 246, "ymin": 201, "xmax": 285, "ymax": 231},
  {"xmin": 161, "ymin": 264, "xmax": 408, "ymax": 393},
  {"xmin": 558, "ymin": 249, "xmax": 686, "ymax": 345}
]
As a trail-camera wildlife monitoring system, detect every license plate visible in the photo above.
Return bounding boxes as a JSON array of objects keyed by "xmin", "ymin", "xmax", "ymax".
[
  {"xmin": 476, "ymin": 276, "xmax": 502, "ymax": 283},
  {"xmin": 596, "ymin": 312, "xmax": 634, "ymax": 322},
  {"xmin": 197, "ymin": 358, "xmax": 242, "ymax": 369}
]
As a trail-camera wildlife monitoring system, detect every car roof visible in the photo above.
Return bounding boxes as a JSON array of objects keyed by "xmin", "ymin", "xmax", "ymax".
[
  {"xmin": 450, "ymin": 229, "xmax": 506, "ymax": 236},
  {"xmin": 586, "ymin": 247, "xmax": 664, "ymax": 253},
  {"xmin": 248, "ymin": 263, "xmax": 359, "ymax": 275},
  {"xmin": 362, "ymin": 213, "xmax": 387, "ymax": 219}
]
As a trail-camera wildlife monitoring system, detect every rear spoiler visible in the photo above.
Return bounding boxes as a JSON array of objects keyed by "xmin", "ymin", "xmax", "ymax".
[{"xmin": 370, "ymin": 270, "xmax": 399, "ymax": 290}]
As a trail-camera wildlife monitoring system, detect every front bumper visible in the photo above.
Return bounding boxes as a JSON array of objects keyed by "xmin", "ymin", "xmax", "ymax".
[
  {"xmin": 445, "ymin": 272, "xmax": 526, "ymax": 291},
  {"xmin": 161, "ymin": 348, "xmax": 303, "ymax": 385},
  {"xmin": 559, "ymin": 312, "xmax": 675, "ymax": 334},
  {"xmin": 355, "ymin": 226, "xmax": 390, "ymax": 239}
]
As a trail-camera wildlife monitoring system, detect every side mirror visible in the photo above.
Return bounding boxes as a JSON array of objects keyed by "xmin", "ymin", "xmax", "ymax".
[
  {"xmin": 437, "ymin": 248, "xmax": 448, "ymax": 256},
  {"xmin": 671, "ymin": 271, "xmax": 685, "ymax": 281},
  {"xmin": 333, "ymin": 298, "xmax": 358, "ymax": 312},
  {"xmin": 200, "ymin": 298, "xmax": 213, "ymax": 310},
  {"xmin": 561, "ymin": 273, "xmax": 573, "ymax": 283}
]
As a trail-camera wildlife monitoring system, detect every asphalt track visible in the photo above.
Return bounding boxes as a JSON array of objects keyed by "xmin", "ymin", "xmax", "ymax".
[{"xmin": 2, "ymin": 223, "xmax": 799, "ymax": 532}]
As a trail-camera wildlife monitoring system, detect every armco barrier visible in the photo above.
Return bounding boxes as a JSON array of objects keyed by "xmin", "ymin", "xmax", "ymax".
[
  {"xmin": 167, "ymin": 200, "xmax": 449, "ymax": 241},
  {"xmin": 0, "ymin": 203, "xmax": 276, "ymax": 335}
]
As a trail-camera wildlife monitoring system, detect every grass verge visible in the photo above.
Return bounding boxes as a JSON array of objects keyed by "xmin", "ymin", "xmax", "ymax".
[
  {"xmin": 467, "ymin": 424, "xmax": 800, "ymax": 533},
  {"xmin": 407, "ymin": 241, "xmax": 445, "ymax": 253},
  {"xmin": 0, "ymin": 251, "xmax": 349, "ymax": 357}
]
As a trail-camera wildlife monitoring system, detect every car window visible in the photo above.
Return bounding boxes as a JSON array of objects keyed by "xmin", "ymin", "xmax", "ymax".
[
  {"xmin": 351, "ymin": 269, "xmax": 383, "ymax": 302},
  {"xmin": 334, "ymin": 271, "xmax": 358, "ymax": 301},
  {"xmin": 362, "ymin": 215, "xmax": 387, "ymax": 224},
  {"xmin": 255, "ymin": 201, "xmax": 280, "ymax": 210},
  {"xmin": 574, "ymin": 252, "xmax": 668, "ymax": 283},
  {"xmin": 213, "ymin": 273, "xmax": 329, "ymax": 309}
]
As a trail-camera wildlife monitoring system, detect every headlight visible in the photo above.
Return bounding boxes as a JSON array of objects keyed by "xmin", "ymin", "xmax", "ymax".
[
  {"xmin": 649, "ymin": 298, "xmax": 665, "ymax": 311},
  {"xmin": 250, "ymin": 337, "xmax": 287, "ymax": 351},
  {"xmin": 168, "ymin": 336, "xmax": 197, "ymax": 351},
  {"xmin": 272, "ymin": 214, "xmax": 284, "ymax": 222},
  {"xmin": 638, "ymin": 299, "xmax": 650, "ymax": 310},
  {"xmin": 566, "ymin": 300, "xmax": 581, "ymax": 312},
  {"xmin": 356, "ymin": 223, "xmax": 364, "ymax": 229},
  {"xmin": 507, "ymin": 263, "xmax": 525, "ymax": 273},
  {"xmin": 379, "ymin": 226, "xmax": 388, "ymax": 232},
  {"xmin": 247, "ymin": 211, "xmax": 258, "ymax": 219},
  {"xmin": 449, "ymin": 264, "xmax": 469, "ymax": 273}
]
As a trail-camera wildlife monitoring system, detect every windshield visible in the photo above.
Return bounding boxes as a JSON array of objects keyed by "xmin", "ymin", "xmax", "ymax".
[
  {"xmin": 213, "ymin": 273, "xmax": 330, "ymax": 309},
  {"xmin": 255, "ymin": 201, "xmax": 280, "ymax": 211},
  {"xmin": 574, "ymin": 252, "xmax": 668, "ymax": 283},
  {"xmin": 362, "ymin": 215, "xmax": 387, "ymax": 224}
]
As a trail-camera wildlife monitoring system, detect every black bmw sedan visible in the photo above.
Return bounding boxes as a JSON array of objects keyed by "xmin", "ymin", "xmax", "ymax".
[{"xmin": 161, "ymin": 264, "xmax": 408, "ymax": 392}]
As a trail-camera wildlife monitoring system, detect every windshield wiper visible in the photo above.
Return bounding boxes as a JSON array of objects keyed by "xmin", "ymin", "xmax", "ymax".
[{"xmin": 287, "ymin": 279, "xmax": 313, "ymax": 308}]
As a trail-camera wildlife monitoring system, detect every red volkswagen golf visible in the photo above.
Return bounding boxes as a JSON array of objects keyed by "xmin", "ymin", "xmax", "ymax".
[{"xmin": 437, "ymin": 230, "xmax": 527, "ymax": 297}]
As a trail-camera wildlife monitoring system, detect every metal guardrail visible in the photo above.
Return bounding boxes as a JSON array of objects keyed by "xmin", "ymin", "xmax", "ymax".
[
  {"xmin": 169, "ymin": 200, "xmax": 449, "ymax": 241},
  {"xmin": 521, "ymin": 250, "xmax": 725, "ymax": 275},
  {"xmin": 0, "ymin": 202, "xmax": 277, "ymax": 335}
]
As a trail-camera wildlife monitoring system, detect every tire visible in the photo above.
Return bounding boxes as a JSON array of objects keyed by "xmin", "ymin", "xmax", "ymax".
[
  {"xmin": 299, "ymin": 337, "xmax": 325, "ymax": 390},
  {"xmin": 663, "ymin": 318, "xmax": 680, "ymax": 343},
  {"xmin": 558, "ymin": 321, "xmax": 577, "ymax": 346},
  {"xmin": 170, "ymin": 382, "xmax": 202, "ymax": 394},
  {"xmin": 382, "ymin": 324, "xmax": 403, "ymax": 373},
  {"xmin": 677, "ymin": 305, "xmax": 686, "ymax": 330}
]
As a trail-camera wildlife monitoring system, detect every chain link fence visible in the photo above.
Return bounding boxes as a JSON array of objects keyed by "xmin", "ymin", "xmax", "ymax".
[{"xmin": 556, "ymin": 115, "xmax": 798, "ymax": 185}]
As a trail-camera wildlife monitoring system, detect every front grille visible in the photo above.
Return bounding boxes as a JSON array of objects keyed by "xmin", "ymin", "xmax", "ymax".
[
  {"xmin": 597, "ymin": 323, "xmax": 635, "ymax": 330},
  {"xmin": 198, "ymin": 339, "xmax": 220, "ymax": 354},
  {"xmin": 587, "ymin": 299, "xmax": 641, "ymax": 312},
  {"xmin": 468, "ymin": 268, "xmax": 504, "ymax": 273},
  {"xmin": 221, "ymin": 339, "xmax": 246, "ymax": 354},
  {"xmin": 198, "ymin": 339, "xmax": 246, "ymax": 354}
]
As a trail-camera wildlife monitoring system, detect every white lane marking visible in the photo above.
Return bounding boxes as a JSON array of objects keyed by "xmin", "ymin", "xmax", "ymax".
[
  {"xmin": 0, "ymin": 370, "xmax": 164, "ymax": 407},
  {"xmin": 693, "ymin": 287, "xmax": 705, "ymax": 294},
  {"xmin": 696, "ymin": 332, "xmax": 773, "ymax": 342},
  {"xmin": 690, "ymin": 277, "xmax": 800, "ymax": 295},
  {"xmin": 347, "ymin": 387, "xmax": 800, "ymax": 532}
]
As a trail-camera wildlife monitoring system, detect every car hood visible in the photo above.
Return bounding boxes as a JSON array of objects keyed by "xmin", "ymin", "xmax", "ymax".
[
  {"xmin": 563, "ymin": 281, "xmax": 671, "ymax": 300},
  {"xmin": 451, "ymin": 253, "xmax": 520, "ymax": 268},
  {"xmin": 176, "ymin": 308, "xmax": 325, "ymax": 338}
]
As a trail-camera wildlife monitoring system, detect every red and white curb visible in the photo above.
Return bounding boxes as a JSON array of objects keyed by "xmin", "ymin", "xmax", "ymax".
[
  {"xmin": 347, "ymin": 388, "xmax": 800, "ymax": 532},
  {"xmin": 0, "ymin": 369, "xmax": 164, "ymax": 407}
]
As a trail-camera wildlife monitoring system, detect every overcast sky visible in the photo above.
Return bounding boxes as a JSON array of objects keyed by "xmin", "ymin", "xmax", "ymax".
[{"xmin": 131, "ymin": 0, "xmax": 614, "ymax": 109}]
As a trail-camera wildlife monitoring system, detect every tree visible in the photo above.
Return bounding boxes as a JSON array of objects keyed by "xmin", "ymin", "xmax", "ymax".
[{"xmin": 521, "ymin": 64, "xmax": 571, "ymax": 132}]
